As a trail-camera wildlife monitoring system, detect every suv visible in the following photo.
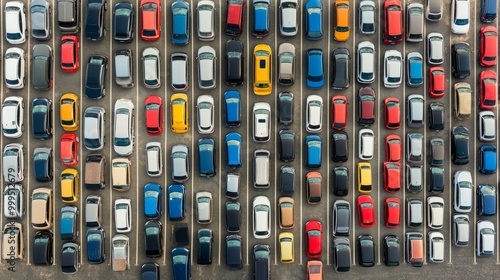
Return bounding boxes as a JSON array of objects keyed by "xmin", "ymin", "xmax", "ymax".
[
  {"xmin": 85, "ymin": 0, "xmax": 107, "ymax": 40},
  {"xmin": 85, "ymin": 55, "xmax": 108, "ymax": 99},
  {"xmin": 57, "ymin": 0, "xmax": 79, "ymax": 33},
  {"xmin": 114, "ymin": 49, "xmax": 134, "ymax": 88},
  {"xmin": 84, "ymin": 106, "xmax": 106, "ymax": 150}
]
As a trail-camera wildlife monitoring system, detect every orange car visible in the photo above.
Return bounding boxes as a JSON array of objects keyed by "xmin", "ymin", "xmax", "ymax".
[
  {"xmin": 307, "ymin": 260, "xmax": 323, "ymax": 280},
  {"xmin": 306, "ymin": 172, "xmax": 322, "ymax": 204},
  {"xmin": 140, "ymin": 0, "xmax": 161, "ymax": 41}
]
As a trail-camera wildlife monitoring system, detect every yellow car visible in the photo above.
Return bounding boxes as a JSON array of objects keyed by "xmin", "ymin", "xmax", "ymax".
[
  {"xmin": 171, "ymin": 93, "xmax": 188, "ymax": 133},
  {"xmin": 253, "ymin": 44, "xmax": 272, "ymax": 95},
  {"xmin": 357, "ymin": 162, "xmax": 372, "ymax": 193},
  {"xmin": 61, "ymin": 168, "xmax": 79, "ymax": 203},
  {"xmin": 279, "ymin": 232, "xmax": 294, "ymax": 263},
  {"xmin": 334, "ymin": 0, "xmax": 350, "ymax": 42},
  {"xmin": 60, "ymin": 93, "xmax": 79, "ymax": 131}
]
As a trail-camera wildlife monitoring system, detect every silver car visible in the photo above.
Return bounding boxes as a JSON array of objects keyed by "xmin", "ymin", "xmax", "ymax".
[
  {"xmin": 278, "ymin": 43, "xmax": 295, "ymax": 86},
  {"xmin": 196, "ymin": 192, "xmax": 212, "ymax": 224},
  {"xmin": 113, "ymin": 99, "xmax": 135, "ymax": 156},
  {"xmin": 171, "ymin": 144, "xmax": 190, "ymax": 183},
  {"xmin": 197, "ymin": 95, "xmax": 215, "ymax": 134},
  {"xmin": 332, "ymin": 200, "xmax": 350, "ymax": 237},
  {"xmin": 3, "ymin": 143, "xmax": 24, "ymax": 183},
  {"xmin": 406, "ymin": 133, "xmax": 423, "ymax": 164},
  {"xmin": 479, "ymin": 111, "xmax": 496, "ymax": 141},
  {"xmin": 84, "ymin": 106, "xmax": 106, "ymax": 151},
  {"xmin": 30, "ymin": 0, "xmax": 51, "ymax": 40},
  {"xmin": 142, "ymin": 47, "xmax": 161, "ymax": 88},
  {"xmin": 4, "ymin": 47, "xmax": 25, "ymax": 89},
  {"xmin": 3, "ymin": 183, "xmax": 24, "ymax": 218},
  {"xmin": 196, "ymin": 0, "xmax": 215, "ymax": 41},
  {"xmin": 197, "ymin": 46, "xmax": 216, "ymax": 89},
  {"xmin": 279, "ymin": 0, "xmax": 298, "ymax": 36},
  {"xmin": 2, "ymin": 96, "xmax": 24, "ymax": 138}
]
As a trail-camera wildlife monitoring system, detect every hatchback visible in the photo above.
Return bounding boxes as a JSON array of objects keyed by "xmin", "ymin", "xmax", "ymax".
[
  {"xmin": 60, "ymin": 205, "xmax": 78, "ymax": 241},
  {"xmin": 196, "ymin": 1, "xmax": 215, "ymax": 41},
  {"xmin": 84, "ymin": 0, "xmax": 107, "ymax": 40},
  {"xmin": 3, "ymin": 183, "xmax": 24, "ymax": 218},
  {"xmin": 332, "ymin": 200, "xmax": 350, "ymax": 236},
  {"xmin": 140, "ymin": 0, "xmax": 161, "ymax": 41},
  {"xmin": 383, "ymin": 162, "xmax": 401, "ymax": 193},
  {"xmin": 60, "ymin": 93, "xmax": 79, "ymax": 132},
  {"xmin": 406, "ymin": 3, "xmax": 423, "ymax": 42},
  {"xmin": 83, "ymin": 106, "xmax": 105, "ymax": 150},
  {"xmin": 144, "ymin": 95, "xmax": 162, "ymax": 135},
  {"xmin": 331, "ymin": 48, "xmax": 350, "ymax": 89},
  {"xmin": 30, "ymin": 0, "xmax": 51, "ymax": 40},
  {"xmin": 2, "ymin": 96, "xmax": 24, "ymax": 138},
  {"xmin": 142, "ymin": 47, "xmax": 161, "ymax": 88},
  {"xmin": 428, "ymin": 102, "xmax": 444, "ymax": 130},
  {"xmin": 333, "ymin": 0, "xmax": 350, "ymax": 41},
  {"xmin": 429, "ymin": 138, "xmax": 444, "ymax": 166},
  {"xmin": 196, "ymin": 95, "xmax": 215, "ymax": 134},
  {"xmin": 428, "ymin": 67, "xmax": 445, "ymax": 98},
  {"xmin": 145, "ymin": 220, "xmax": 162, "ymax": 258},
  {"xmin": 305, "ymin": 0, "xmax": 323, "ymax": 40},
  {"xmin": 306, "ymin": 260, "xmax": 323, "ymax": 280},
  {"xmin": 226, "ymin": 132, "xmax": 242, "ymax": 168},
  {"xmin": 114, "ymin": 49, "xmax": 134, "ymax": 88},
  {"xmin": 428, "ymin": 232, "xmax": 445, "ymax": 263},
  {"xmin": 278, "ymin": 43, "xmax": 295, "ymax": 86},
  {"xmin": 358, "ymin": 235, "xmax": 375, "ymax": 267},
  {"xmin": 451, "ymin": 0, "xmax": 470, "ymax": 34},
  {"xmin": 33, "ymin": 147, "xmax": 53, "ymax": 182},
  {"xmin": 407, "ymin": 52, "xmax": 423, "ymax": 86},
  {"xmin": 479, "ymin": 145, "xmax": 497, "ymax": 174},
  {"xmin": 197, "ymin": 229, "xmax": 213, "ymax": 265},
  {"xmin": 171, "ymin": 144, "xmax": 189, "ymax": 183},
  {"xmin": 357, "ymin": 162, "xmax": 372, "ymax": 193},
  {"xmin": 167, "ymin": 184, "xmax": 186, "ymax": 221},
  {"xmin": 305, "ymin": 220, "xmax": 322, "ymax": 258},
  {"xmin": 114, "ymin": 199, "xmax": 132, "ymax": 233},
  {"xmin": 280, "ymin": 166, "xmax": 295, "ymax": 195},
  {"xmin": 384, "ymin": 198, "xmax": 401, "ymax": 228},
  {"xmin": 383, "ymin": 0, "xmax": 403, "ymax": 44},
  {"xmin": 5, "ymin": 1, "xmax": 27, "ymax": 44},
  {"xmin": 306, "ymin": 172, "xmax": 322, "ymax": 203},
  {"xmin": 385, "ymin": 134, "xmax": 401, "ymax": 162},
  {"xmin": 451, "ymin": 42, "xmax": 471, "ymax": 79},
  {"xmin": 306, "ymin": 95, "xmax": 323, "ymax": 133},
  {"xmin": 407, "ymin": 94, "xmax": 424, "ymax": 128},
  {"xmin": 477, "ymin": 184, "xmax": 496, "ymax": 216},
  {"xmin": 406, "ymin": 133, "xmax": 423, "ymax": 164},
  {"xmin": 452, "ymin": 126, "xmax": 470, "ymax": 165},
  {"xmin": 479, "ymin": 70, "xmax": 497, "ymax": 110},
  {"xmin": 113, "ymin": 99, "xmax": 135, "ymax": 156},
  {"xmin": 60, "ymin": 168, "xmax": 79, "ymax": 203},
  {"xmin": 279, "ymin": 0, "xmax": 298, "ymax": 36},
  {"xmin": 331, "ymin": 95, "xmax": 348, "ymax": 130},
  {"xmin": 356, "ymin": 41, "xmax": 375, "ymax": 84},
  {"xmin": 197, "ymin": 46, "xmax": 217, "ymax": 89},
  {"xmin": 479, "ymin": 26, "xmax": 498, "ymax": 67},
  {"xmin": 477, "ymin": 220, "xmax": 495, "ymax": 256},
  {"xmin": 113, "ymin": 2, "xmax": 134, "ymax": 42},
  {"xmin": 453, "ymin": 214, "xmax": 469, "ymax": 246},
  {"xmin": 479, "ymin": 111, "xmax": 496, "ymax": 142},
  {"xmin": 225, "ymin": 39, "xmax": 244, "ymax": 86},
  {"xmin": 427, "ymin": 32, "xmax": 444, "ymax": 65},
  {"xmin": 226, "ymin": 201, "xmax": 241, "ymax": 233},
  {"xmin": 145, "ymin": 143, "xmax": 163, "ymax": 177},
  {"xmin": 253, "ymin": 44, "xmax": 272, "ymax": 95},
  {"xmin": 33, "ymin": 230, "xmax": 53, "ymax": 265},
  {"xmin": 426, "ymin": 0, "xmax": 443, "ymax": 20},
  {"xmin": 278, "ymin": 197, "xmax": 295, "ymax": 229},
  {"xmin": 32, "ymin": 98, "xmax": 53, "ymax": 140},
  {"xmin": 224, "ymin": 91, "xmax": 241, "ymax": 127},
  {"xmin": 383, "ymin": 235, "xmax": 400, "ymax": 266},
  {"xmin": 279, "ymin": 130, "xmax": 295, "ymax": 162},
  {"xmin": 86, "ymin": 228, "xmax": 106, "ymax": 264},
  {"xmin": 358, "ymin": 129, "xmax": 374, "ymax": 160},
  {"xmin": 4, "ymin": 47, "xmax": 25, "ymax": 89},
  {"xmin": 61, "ymin": 242, "xmax": 80, "ymax": 274},
  {"xmin": 384, "ymin": 97, "xmax": 400, "ymax": 129},
  {"xmin": 427, "ymin": 196, "xmax": 444, "ymax": 229},
  {"xmin": 253, "ymin": 102, "xmax": 271, "ymax": 142},
  {"xmin": 305, "ymin": 136, "xmax": 322, "ymax": 169},
  {"xmin": 454, "ymin": 170, "xmax": 473, "ymax": 213},
  {"xmin": 358, "ymin": 87, "xmax": 376, "ymax": 125},
  {"xmin": 170, "ymin": 93, "xmax": 189, "ymax": 133},
  {"xmin": 252, "ymin": 0, "xmax": 270, "ymax": 37},
  {"xmin": 333, "ymin": 237, "xmax": 351, "ymax": 272},
  {"xmin": 226, "ymin": 235, "xmax": 243, "ymax": 270},
  {"xmin": 171, "ymin": 53, "xmax": 189, "ymax": 92},
  {"xmin": 331, "ymin": 131, "xmax": 348, "ymax": 162},
  {"xmin": 85, "ymin": 55, "xmax": 108, "ymax": 99},
  {"xmin": 60, "ymin": 134, "xmax": 78, "ymax": 167},
  {"xmin": 359, "ymin": 0, "xmax": 375, "ymax": 35},
  {"xmin": 383, "ymin": 50, "xmax": 402, "ymax": 88},
  {"xmin": 143, "ymin": 183, "xmax": 162, "ymax": 219},
  {"xmin": 196, "ymin": 192, "xmax": 212, "ymax": 224},
  {"xmin": 278, "ymin": 92, "xmax": 294, "ymax": 125},
  {"xmin": 278, "ymin": 232, "xmax": 294, "ymax": 263},
  {"xmin": 31, "ymin": 44, "xmax": 53, "ymax": 90},
  {"xmin": 253, "ymin": 196, "xmax": 271, "ymax": 239},
  {"xmin": 198, "ymin": 139, "xmax": 216, "ymax": 177},
  {"xmin": 357, "ymin": 195, "xmax": 375, "ymax": 228}
]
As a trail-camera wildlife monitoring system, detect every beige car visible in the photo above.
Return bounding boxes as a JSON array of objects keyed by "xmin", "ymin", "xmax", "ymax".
[
  {"xmin": 454, "ymin": 82, "xmax": 471, "ymax": 120},
  {"xmin": 2, "ymin": 222, "xmax": 24, "ymax": 260},
  {"xmin": 112, "ymin": 158, "xmax": 131, "ymax": 191},
  {"xmin": 278, "ymin": 43, "xmax": 295, "ymax": 86},
  {"xmin": 278, "ymin": 197, "xmax": 295, "ymax": 229},
  {"xmin": 31, "ymin": 188, "xmax": 53, "ymax": 230}
]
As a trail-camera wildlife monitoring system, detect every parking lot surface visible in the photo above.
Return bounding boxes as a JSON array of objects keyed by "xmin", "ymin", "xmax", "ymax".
[{"xmin": 1, "ymin": 0, "xmax": 500, "ymax": 279}]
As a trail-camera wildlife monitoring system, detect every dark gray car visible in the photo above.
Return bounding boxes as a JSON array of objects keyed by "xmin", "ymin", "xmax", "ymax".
[
  {"xmin": 57, "ymin": 0, "xmax": 79, "ymax": 33},
  {"xmin": 31, "ymin": 44, "xmax": 53, "ymax": 90},
  {"xmin": 30, "ymin": 0, "xmax": 51, "ymax": 40},
  {"xmin": 429, "ymin": 137, "xmax": 444, "ymax": 166},
  {"xmin": 332, "ymin": 48, "xmax": 350, "ymax": 89},
  {"xmin": 333, "ymin": 200, "xmax": 350, "ymax": 237}
]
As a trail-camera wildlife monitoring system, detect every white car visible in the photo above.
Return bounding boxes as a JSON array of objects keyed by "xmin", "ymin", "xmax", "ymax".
[
  {"xmin": 197, "ymin": 95, "xmax": 215, "ymax": 134},
  {"xmin": 114, "ymin": 199, "xmax": 132, "ymax": 233},
  {"xmin": 279, "ymin": 0, "xmax": 298, "ymax": 36},
  {"xmin": 479, "ymin": 111, "xmax": 496, "ymax": 142},
  {"xmin": 2, "ymin": 96, "xmax": 24, "ymax": 138},
  {"xmin": 253, "ymin": 195, "xmax": 271, "ymax": 239},
  {"xmin": 428, "ymin": 232, "xmax": 445, "ymax": 263},
  {"xmin": 477, "ymin": 220, "xmax": 495, "ymax": 256},
  {"xmin": 146, "ymin": 142, "xmax": 162, "ymax": 177},
  {"xmin": 196, "ymin": 0, "xmax": 215, "ymax": 41},
  {"xmin": 357, "ymin": 41, "xmax": 375, "ymax": 84},
  {"xmin": 384, "ymin": 50, "xmax": 402, "ymax": 88},
  {"xmin": 113, "ymin": 99, "xmax": 135, "ymax": 156},
  {"xmin": 3, "ymin": 183, "xmax": 24, "ymax": 218},
  {"xmin": 427, "ymin": 33, "xmax": 444, "ymax": 65},
  {"xmin": 427, "ymin": 196, "xmax": 444, "ymax": 229},
  {"xmin": 359, "ymin": 0, "xmax": 375, "ymax": 35},
  {"xmin": 196, "ymin": 192, "xmax": 212, "ymax": 224},
  {"xmin": 453, "ymin": 171, "xmax": 472, "ymax": 213},
  {"xmin": 451, "ymin": 0, "xmax": 470, "ymax": 34},
  {"xmin": 358, "ymin": 129, "xmax": 374, "ymax": 160},
  {"xmin": 197, "ymin": 46, "xmax": 216, "ymax": 89},
  {"xmin": 306, "ymin": 95, "xmax": 323, "ymax": 133},
  {"xmin": 112, "ymin": 234, "xmax": 130, "ymax": 271},
  {"xmin": 253, "ymin": 102, "xmax": 271, "ymax": 142},
  {"xmin": 4, "ymin": 1, "xmax": 27, "ymax": 44},
  {"xmin": 4, "ymin": 47, "xmax": 25, "ymax": 89},
  {"xmin": 3, "ymin": 143, "xmax": 24, "ymax": 183},
  {"xmin": 142, "ymin": 47, "xmax": 161, "ymax": 88}
]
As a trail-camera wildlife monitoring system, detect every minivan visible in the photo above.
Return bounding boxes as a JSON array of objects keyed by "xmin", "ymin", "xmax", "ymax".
[
  {"xmin": 254, "ymin": 150, "xmax": 270, "ymax": 189},
  {"xmin": 146, "ymin": 142, "xmax": 162, "ymax": 177},
  {"xmin": 406, "ymin": 3, "xmax": 424, "ymax": 42},
  {"xmin": 85, "ymin": 195, "xmax": 102, "ymax": 228},
  {"xmin": 406, "ymin": 165, "xmax": 423, "ymax": 192},
  {"xmin": 171, "ymin": 53, "xmax": 189, "ymax": 91},
  {"xmin": 84, "ymin": 154, "xmax": 106, "ymax": 190},
  {"xmin": 114, "ymin": 49, "xmax": 134, "ymax": 88},
  {"xmin": 407, "ymin": 198, "xmax": 423, "ymax": 227},
  {"xmin": 407, "ymin": 94, "xmax": 424, "ymax": 128},
  {"xmin": 406, "ymin": 232, "xmax": 424, "ymax": 267},
  {"xmin": 453, "ymin": 214, "xmax": 469, "ymax": 246},
  {"xmin": 31, "ymin": 188, "xmax": 53, "ymax": 230},
  {"xmin": 480, "ymin": 0, "xmax": 497, "ymax": 22}
]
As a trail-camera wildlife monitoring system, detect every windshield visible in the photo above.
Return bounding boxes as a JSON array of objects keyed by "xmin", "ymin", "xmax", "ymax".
[{"xmin": 145, "ymin": 190, "xmax": 159, "ymax": 198}]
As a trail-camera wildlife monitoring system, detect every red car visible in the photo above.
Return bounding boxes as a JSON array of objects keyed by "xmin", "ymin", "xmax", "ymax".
[
  {"xmin": 479, "ymin": 70, "xmax": 497, "ymax": 110},
  {"xmin": 60, "ymin": 35, "xmax": 79, "ymax": 73},
  {"xmin": 358, "ymin": 87, "xmax": 375, "ymax": 126},
  {"xmin": 479, "ymin": 26, "xmax": 498, "ymax": 67},
  {"xmin": 384, "ymin": 97, "xmax": 400, "ymax": 129},
  {"xmin": 305, "ymin": 220, "xmax": 322, "ymax": 259},
  {"xmin": 383, "ymin": 0, "xmax": 403, "ymax": 44},
  {"xmin": 383, "ymin": 162, "xmax": 401, "ymax": 192},
  {"xmin": 60, "ymin": 133, "xmax": 79, "ymax": 167},
  {"xmin": 429, "ymin": 67, "xmax": 445, "ymax": 98},
  {"xmin": 140, "ymin": 0, "xmax": 161, "ymax": 41},
  {"xmin": 385, "ymin": 134, "xmax": 401, "ymax": 162},
  {"xmin": 331, "ymin": 95, "xmax": 348, "ymax": 130},
  {"xmin": 357, "ymin": 195, "xmax": 375, "ymax": 228},
  {"xmin": 145, "ymin": 95, "xmax": 163, "ymax": 135},
  {"xmin": 384, "ymin": 197, "xmax": 401, "ymax": 228},
  {"xmin": 225, "ymin": 0, "xmax": 245, "ymax": 36}
]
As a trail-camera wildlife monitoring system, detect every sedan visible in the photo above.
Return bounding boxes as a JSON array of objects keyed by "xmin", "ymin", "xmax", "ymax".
[
  {"xmin": 2, "ymin": 96, "xmax": 24, "ymax": 138},
  {"xmin": 196, "ymin": 95, "xmax": 214, "ymax": 134},
  {"xmin": 85, "ymin": 55, "xmax": 108, "ymax": 99},
  {"xmin": 171, "ymin": 0, "xmax": 190, "ymax": 45},
  {"xmin": 198, "ymin": 138, "xmax": 216, "ymax": 177},
  {"xmin": 428, "ymin": 67, "xmax": 445, "ymax": 98},
  {"xmin": 60, "ymin": 35, "xmax": 79, "ymax": 73},
  {"xmin": 33, "ymin": 147, "xmax": 53, "ymax": 182},
  {"xmin": 306, "ymin": 49, "xmax": 325, "ymax": 88},
  {"xmin": 60, "ymin": 134, "xmax": 79, "ymax": 167},
  {"xmin": 452, "ymin": 126, "xmax": 470, "ymax": 165},
  {"xmin": 305, "ymin": 0, "xmax": 323, "ymax": 40},
  {"xmin": 144, "ymin": 220, "xmax": 162, "ymax": 258},
  {"xmin": 144, "ymin": 183, "xmax": 162, "ymax": 220},
  {"xmin": 279, "ymin": 130, "xmax": 295, "ymax": 162},
  {"xmin": 113, "ymin": 2, "xmax": 134, "ymax": 43},
  {"xmin": 385, "ymin": 134, "xmax": 401, "ymax": 162},
  {"xmin": 226, "ymin": 132, "xmax": 241, "ymax": 168},
  {"xmin": 306, "ymin": 95, "xmax": 323, "ymax": 133},
  {"xmin": 384, "ymin": 197, "xmax": 401, "ymax": 228},
  {"xmin": 168, "ymin": 184, "xmax": 186, "ymax": 221},
  {"xmin": 32, "ymin": 97, "xmax": 52, "ymax": 139},
  {"xmin": 357, "ymin": 195, "xmax": 375, "ymax": 228},
  {"xmin": 479, "ymin": 70, "xmax": 497, "ymax": 110},
  {"xmin": 171, "ymin": 248, "xmax": 190, "ymax": 280},
  {"xmin": 305, "ymin": 220, "xmax": 322, "ymax": 259},
  {"xmin": 31, "ymin": 44, "xmax": 53, "ymax": 90},
  {"xmin": 479, "ymin": 26, "xmax": 498, "ymax": 67},
  {"xmin": 3, "ymin": 143, "xmax": 24, "ymax": 183},
  {"xmin": 384, "ymin": 97, "xmax": 400, "ymax": 129},
  {"xmin": 383, "ymin": 162, "xmax": 401, "ymax": 193},
  {"xmin": 140, "ymin": 0, "xmax": 161, "ymax": 41},
  {"xmin": 331, "ymin": 95, "xmax": 348, "ymax": 130},
  {"xmin": 145, "ymin": 95, "xmax": 163, "ymax": 135}
]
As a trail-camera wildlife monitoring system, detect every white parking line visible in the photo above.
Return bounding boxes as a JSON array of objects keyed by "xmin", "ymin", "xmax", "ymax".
[
  {"xmin": 79, "ymin": 0, "xmax": 85, "ymax": 266},
  {"xmin": 108, "ymin": 28, "xmax": 114, "ymax": 266},
  {"xmin": 135, "ymin": 19, "xmax": 140, "ymax": 266},
  {"xmin": 472, "ymin": 11, "xmax": 478, "ymax": 266},
  {"xmin": 163, "ymin": 3, "xmax": 169, "ymax": 266},
  {"xmin": 298, "ymin": 18, "xmax": 303, "ymax": 267},
  {"xmin": 190, "ymin": 6, "xmax": 196, "ymax": 264},
  {"xmin": 351, "ymin": 8, "xmax": 357, "ymax": 267},
  {"xmin": 376, "ymin": 0, "xmax": 383, "ymax": 266},
  {"xmin": 273, "ymin": 4, "xmax": 278, "ymax": 266},
  {"xmin": 245, "ymin": 1, "xmax": 251, "ymax": 266},
  {"xmin": 447, "ymin": 29, "xmax": 453, "ymax": 266},
  {"xmin": 325, "ymin": 0, "xmax": 331, "ymax": 267},
  {"xmin": 26, "ymin": 17, "xmax": 32, "ymax": 265},
  {"xmin": 50, "ymin": 16, "xmax": 57, "ymax": 265},
  {"xmin": 217, "ymin": 0, "xmax": 223, "ymax": 266}
]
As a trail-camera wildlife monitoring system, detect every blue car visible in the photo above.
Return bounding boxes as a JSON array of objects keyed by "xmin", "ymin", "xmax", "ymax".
[
  {"xmin": 305, "ymin": 0, "xmax": 323, "ymax": 40},
  {"xmin": 226, "ymin": 132, "xmax": 242, "ymax": 168},
  {"xmin": 305, "ymin": 135, "xmax": 322, "ymax": 169},
  {"xmin": 33, "ymin": 147, "xmax": 53, "ymax": 182},
  {"xmin": 224, "ymin": 90, "xmax": 241, "ymax": 127},
  {"xmin": 60, "ymin": 205, "xmax": 78, "ymax": 241},
  {"xmin": 480, "ymin": 0, "xmax": 498, "ymax": 22},
  {"xmin": 168, "ymin": 184, "xmax": 186, "ymax": 221},
  {"xmin": 172, "ymin": 247, "xmax": 190, "ymax": 280},
  {"xmin": 407, "ymin": 52, "xmax": 423, "ymax": 87},
  {"xmin": 479, "ymin": 145, "xmax": 497, "ymax": 174},
  {"xmin": 477, "ymin": 184, "xmax": 496, "ymax": 216},
  {"xmin": 86, "ymin": 228, "xmax": 106, "ymax": 264},
  {"xmin": 32, "ymin": 97, "xmax": 53, "ymax": 139},
  {"xmin": 252, "ymin": 0, "xmax": 270, "ymax": 37},
  {"xmin": 198, "ymin": 138, "xmax": 216, "ymax": 177},
  {"xmin": 171, "ymin": 0, "xmax": 190, "ymax": 45},
  {"xmin": 306, "ymin": 49, "xmax": 325, "ymax": 88},
  {"xmin": 144, "ymin": 183, "xmax": 162, "ymax": 220}
]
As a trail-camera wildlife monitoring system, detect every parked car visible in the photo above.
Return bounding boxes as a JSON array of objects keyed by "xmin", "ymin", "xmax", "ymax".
[
  {"xmin": 278, "ymin": 197, "xmax": 295, "ymax": 229},
  {"xmin": 383, "ymin": 162, "xmax": 401, "ymax": 193},
  {"xmin": 384, "ymin": 97, "xmax": 400, "ymax": 129},
  {"xmin": 306, "ymin": 49, "xmax": 325, "ymax": 88},
  {"xmin": 305, "ymin": 0, "xmax": 323, "ymax": 40},
  {"xmin": 196, "ymin": 0, "xmax": 215, "ymax": 41},
  {"xmin": 454, "ymin": 170, "xmax": 473, "ymax": 213},
  {"xmin": 428, "ymin": 67, "xmax": 445, "ymax": 98},
  {"xmin": 385, "ymin": 134, "xmax": 401, "ymax": 162},
  {"xmin": 198, "ymin": 138, "xmax": 216, "ymax": 177},
  {"xmin": 168, "ymin": 184, "xmax": 186, "ymax": 221},
  {"xmin": 358, "ymin": 235, "xmax": 375, "ymax": 267},
  {"xmin": 2, "ymin": 96, "xmax": 24, "ymax": 138},
  {"xmin": 479, "ymin": 70, "xmax": 497, "ymax": 110},
  {"xmin": 452, "ymin": 126, "xmax": 470, "ymax": 165},
  {"xmin": 306, "ymin": 95, "xmax": 323, "ymax": 133},
  {"xmin": 332, "ymin": 200, "xmax": 350, "ymax": 236},
  {"xmin": 253, "ymin": 196, "xmax": 271, "ymax": 239},
  {"xmin": 143, "ymin": 183, "xmax": 162, "ymax": 220},
  {"xmin": 278, "ymin": 232, "xmax": 294, "ymax": 263},
  {"xmin": 279, "ymin": 0, "xmax": 298, "ymax": 36},
  {"xmin": 428, "ymin": 102, "xmax": 444, "ymax": 131},
  {"xmin": 331, "ymin": 48, "xmax": 350, "ymax": 89},
  {"xmin": 196, "ymin": 192, "xmax": 212, "ymax": 224},
  {"xmin": 305, "ymin": 135, "xmax": 322, "ymax": 169},
  {"xmin": 3, "ymin": 143, "xmax": 25, "ymax": 183},
  {"xmin": 61, "ymin": 242, "xmax": 80, "ymax": 274},
  {"xmin": 253, "ymin": 102, "xmax": 271, "ymax": 142},
  {"xmin": 225, "ymin": 39, "xmax": 244, "ymax": 85},
  {"xmin": 86, "ymin": 228, "xmax": 106, "ymax": 264},
  {"xmin": 144, "ymin": 220, "xmax": 162, "ymax": 258},
  {"xmin": 451, "ymin": 42, "xmax": 471, "ymax": 79},
  {"xmin": 383, "ymin": 235, "xmax": 400, "ymax": 266},
  {"xmin": 114, "ymin": 49, "xmax": 134, "ymax": 88},
  {"xmin": 479, "ymin": 111, "xmax": 496, "ymax": 142},
  {"xmin": 278, "ymin": 92, "xmax": 294, "ymax": 125},
  {"xmin": 477, "ymin": 184, "xmax": 496, "ymax": 216},
  {"xmin": 197, "ymin": 46, "xmax": 217, "ymax": 89},
  {"xmin": 479, "ymin": 145, "xmax": 497, "ymax": 174},
  {"xmin": 197, "ymin": 229, "xmax": 213, "ymax": 265},
  {"xmin": 30, "ymin": 0, "xmax": 51, "ymax": 40},
  {"xmin": 331, "ymin": 131, "xmax": 349, "ymax": 162},
  {"xmin": 358, "ymin": 86, "xmax": 375, "ymax": 125},
  {"xmin": 226, "ymin": 235, "xmax": 243, "ymax": 270},
  {"xmin": 427, "ymin": 32, "xmax": 444, "ymax": 65},
  {"xmin": 226, "ymin": 201, "xmax": 241, "ymax": 233},
  {"xmin": 113, "ymin": 2, "xmax": 134, "ymax": 42},
  {"xmin": 252, "ymin": 0, "xmax": 270, "ymax": 37},
  {"xmin": 83, "ymin": 106, "xmax": 105, "ymax": 151},
  {"xmin": 142, "ymin": 47, "xmax": 161, "ymax": 88},
  {"xmin": 141, "ymin": 263, "xmax": 159, "ymax": 279},
  {"xmin": 333, "ymin": 237, "xmax": 351, "ymax": 272},
  {"xmin": 383, "ymin": 0, "xmax": 403, "ymax": 44},
  {"xmin": 332, "ymin": 167, "xmax": 349, "ymax": 196},
  {"xmin": 85, "ymin": 55, "xmax": 108, "ymax": 99},
  {"xmin": 4, "ymin": 1, "xmax": 27, "ymax": 44},
  {"xmin": 171, "ymin": 144, "xmax": 190, "ymax": 183},
  {"xmin": 427, "ymin": 196, "xmax": 444, "ymax": 229},
  {"xmin": 477, "ymin": 220, "xmax": 495, "ymax": 256},
  {"xmin": 140, "ymin": 0, "xmax": 161, "ymax": 41},
  {"xmin": 356, "ymin": 41, "xmax": 375, "ymax": 84},
  {"xmin": 4, "ymin": 47, "xmax": 25, "ymax": 89},
  {"xmin": 479, "ymin": 26, "xmax": 498, "ymax": 67},
  {"xmin": 144, "ymin": 95, "xmax": 162, "ymax": 135},
  {"xmin": 357, "ymin": 195, "xmax": 375, "ymax": 228},
  {"xmin": 305, "ymin": 220, "xmax": 322, "ymax": 258},
  {"xmin": 407, "ymin": 52, "xmax": 423, "ymax": 86},
  {"xmin": 253, "ymin": 244, "xmax": 270, "ymax": 279},
  {"xmin": 383, "ymin": 50, "xmax": 402, "ymax": 88},
  {"xmin": 111, "ymin": 235, "xmax": 129, "ymax": 271},
  {"xmin": 3, "ymin": 183, "xmax": 24, "ymax": 218},
  {"xmin": 171, "ymin": 53, "xmax": 189, "ymax": 92},
  {"xmin": 113, "ymin": 99, "xmax": 135, "ymax": 156},
  {"xmin": 451, "ymin": 0, "xmax": 470, "ymax": 34},
  {"xmin": 226, "ymin": 132, "xmax": 242, "ymax": 168},
  {"xmin": 84, "ymin": 0, "xmax": 107, "ymax": 40},
  {"xmin": 33, "ymin": 230, "xmax": 53, "ymax": 265},
  {"xmin": 57, "ymin": 0, "xmax": 80, "ymax": 33},
  {"xmin": 331, "ymin": 95, "xmax": 348, "ymax": 130},
  {"xmin": 279, "ymin": 130, "xmax": 295, "ymax": 162},
  {"xmin": 253, "ymin": 44, "xmax": 272, "ymax": 95},
  {"xmin": 428, "ymin": 232, "xmax": 445, "ymax": 263},
  {"xmin": 278, "ymin": 43, "xmax": 295, "ymax": 86},
  {"xmin": 384, "ymin": 197, "xmax": 401, "ymax": 228},
  {"xmin": 306, "ymin": 172, "xmax": 322, "ymax": 204}
]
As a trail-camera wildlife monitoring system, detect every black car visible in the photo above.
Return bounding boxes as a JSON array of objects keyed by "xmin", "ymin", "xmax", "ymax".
[
  {"xmin": 253, "ymin": 244, "xmax": 270, "ymax": 280},
  {"xmin": 333, "ymin": 237, "xmax": 351, "ymax": 272},
  {"xmin": 85, "ymin": 55, "xmax": 108, "ymax": 99},
  {"xmin": 278, "ymin": 92, "xmax": 294, "ymax": 125},
  {"xmin": 61, "ymin": 242, "xmax": 80, "ymax": 274},
  {"xmin": 332, "ymin": 131, "xmax": 349, "ymax": 162},
  {"xmin": 451, "ymin": 42, "xmax": 471, "ymax": 79},
  {"xmin": 197, "ymin": 229, "xmax": 213, "ymax": 265},
  {"xmin": 332, "ymin": 48, "xmax": 350, "ymax": 89},
  {"xmin": 33, "ymin": 230, "xmax": 53, "ymax": 265},
  {"xmin": 279, "ymin": 130, "xmax": 295, "ymax": 162},
  {"xmin": 85, "ymin": 0, "xmax": 107, "ymax": 40},
  {"xmin": 32, "ymin": 97, "xmax": 53, "ymax": 139},
  {"xmin": 225, "ymin": 39, "xmax": 244, "ymax": 86},
  {"xmin": 86, "ymin": 228, "xmax": 106, "ymax": 264},
  {"xmin": 141, "ymin": 262, "xmax": 160, "ymax": 280},
  {"xmin": 226, "ymin": 201, "xmax": 241, "ymax": 233},
  {"xmin": 31, "ymin": 44, "xmax": 53, "ymax": 90},
  {"xmin": 428, "ymin": 167, "xmax": 445, "ymax": 193},
  {"xmin": 358, "ymin": 235, "xmax": 375, "ymax": 267},
  {"xmin": 33, "ymin": 147, "xmax": 53, "ymax": 182},
  {"xmin": 113, "ymin": 2, "xmax": 134, "ymax": 42},
  {"xmin": 383, "ymin": 235, "xmax": 400, "ymax": 267},
  {"xmin": 428, "ymin": 102, "xmax": 444, "ymax": 130},
  {"xmin": 332, "ymin": 167, "xmax": 348, "ymax": 196},
  {"xmin": 452, "ymin": 126, "xmax": 470, "ymax": 165},
  {"xmin": 280, "ymin": 166, "xmax": 295, "ymax": 195},
  {"xmin": 226, "ymin": 235, "xmax": 243, "ymax": 270},
  {"xmin": 145, "ymin": 220, "xmax": 162, "ymax": 258}
]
